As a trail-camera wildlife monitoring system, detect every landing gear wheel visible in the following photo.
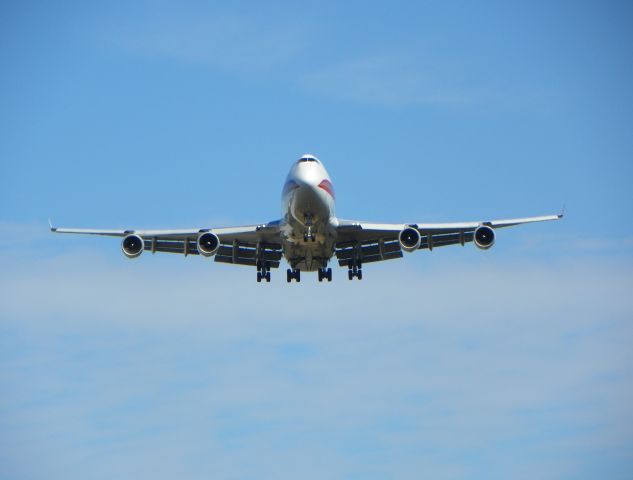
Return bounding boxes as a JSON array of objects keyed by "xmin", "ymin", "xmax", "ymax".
[
  {"xmin": 257, "ymin": 262, "xmax": 270, "ymax": 283},
  {"xmin": 287, "ymin": 268, "xmax": 300, "ymax": 283},
  {"xmin": 318, "ymin": 267, "xmax": 332, "ymax": 282},
  {"xmin": 347, "ymin": 266, "xmax": 362, "ymax": 280}
]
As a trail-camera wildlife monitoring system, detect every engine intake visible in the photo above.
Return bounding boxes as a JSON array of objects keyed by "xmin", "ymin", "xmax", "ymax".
[
  {"xmin": 122, "ymin": 234, "xmax": 144, "ymax": 258},
  {"xmin": 474, "ymin": 225, "xmax": 495, "ymax": 250},
  {"xmin": 399, "ymin": 227, "xmax": 421, "ymax": 252},
  {"xmin": 197, "ymin": 232, "xmax": 220, "ymax": 257}
]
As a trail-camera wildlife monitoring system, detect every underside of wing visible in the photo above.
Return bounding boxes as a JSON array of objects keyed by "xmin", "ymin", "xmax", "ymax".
[
  {"xmin": 334, "ymin": 212, "xmax": 562, "ymax": 266},
  {"xmin": 334, "ymin": 237, "xmax": 404, "ymax": 267},
  {"xmin": 51, "ymin": 220, "xmax": 284, "ymax": 268}
]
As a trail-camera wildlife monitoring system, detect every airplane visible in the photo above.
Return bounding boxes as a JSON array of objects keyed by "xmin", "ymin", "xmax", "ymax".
[{"xmin": 51, "ymin": 154, "xmax": 562, "ymax": 283}]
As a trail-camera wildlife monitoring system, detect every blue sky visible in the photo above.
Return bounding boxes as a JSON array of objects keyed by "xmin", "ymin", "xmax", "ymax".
[{"xmin": 1, "ymin": 1, "xmax": 632, "ymax": 479}]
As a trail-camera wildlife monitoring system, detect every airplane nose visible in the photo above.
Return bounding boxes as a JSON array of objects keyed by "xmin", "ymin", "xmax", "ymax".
[
  {"xmin": 294, "ymin": 164, "xmax": 320, "ymax": 187},
  {"xmin": 291, "ymin": 180, "xmax": 328, "ymax": 225}
]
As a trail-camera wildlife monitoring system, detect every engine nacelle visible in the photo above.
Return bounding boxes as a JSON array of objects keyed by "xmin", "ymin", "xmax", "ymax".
[
  {"xmin": 399, "ymin": 227, "xmax": 421, "ymax": 252},
  {"xmin": 121, "ymin": 234, "xmax": 144, "ymax": 259},
  {"xmin": 474, "ymin": 225, "xmax": 495, "ymax": 250},
  {"xmin": 197, "ymin": 232, "xmax": 220, "ymax": 257}
]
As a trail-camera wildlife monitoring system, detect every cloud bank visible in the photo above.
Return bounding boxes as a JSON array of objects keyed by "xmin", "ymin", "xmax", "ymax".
[{"xmin": 1, "ymin": 238, "xmax": 632, "ymax": 479}]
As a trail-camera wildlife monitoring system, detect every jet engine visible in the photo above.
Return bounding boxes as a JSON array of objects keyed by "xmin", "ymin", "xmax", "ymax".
[
  {"xmin": 197, "ymin": 232, "xmax": 220, "ymax": 257},
  {"xmin": 399, "ymin": 227, "xmax": 421, "ymax": 252},
  {"xmin": 121, "ymin": 234, "xmax": 144, "ymax": 258},
  {"xmin": 474, "ymin": 225, "xmax": 495, "ymax": 250}
]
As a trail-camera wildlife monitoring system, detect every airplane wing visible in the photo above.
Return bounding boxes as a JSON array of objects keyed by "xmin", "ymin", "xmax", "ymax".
[
  {"xmin": 334, "ymin": 213, "xmax": 563, "ymax": 267},
  {"xmin": 51, "ymin": 220, "xmax": 284, "ymax": 268}
]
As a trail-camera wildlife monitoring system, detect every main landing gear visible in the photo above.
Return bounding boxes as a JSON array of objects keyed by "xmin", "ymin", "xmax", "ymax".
[
  {"xmin": 257, "ymin": 261, "xmax": 271, "ymax": 283},
  {"xmin": 347, "ymin": 260, "xmax": 362, "ymax": 280},
  {"xmin": 318, "ymin": 268, "xmax": 332, "ymax": 282},
  {"xmin": 287, "ymin": 268, "xmax": 301, "ymax": 283}
]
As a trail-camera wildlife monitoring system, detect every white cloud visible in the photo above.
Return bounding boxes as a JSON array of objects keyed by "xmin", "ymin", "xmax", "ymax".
[
  {"xmin": 109, "ymin": 13, "xmax": 306, "ymax": 73},
  {"xmin": 102, "ymin": 14, "xmax": 493, "ymax": 108},
  {"xmin": 302, "ymin": 54, "xmax": 488, "ymax": 108},
  {"xmin": 514, "ymin": 231, "xmax": 633, "ymax": 254},
  {"xmin": 1, "ymin": 242, "xmax": 632, "ymax": 479}
]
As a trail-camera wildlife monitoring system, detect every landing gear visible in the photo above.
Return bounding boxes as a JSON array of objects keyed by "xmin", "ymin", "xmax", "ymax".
[
  {"xmin": 318, "ymin": 268, "xmax": 332, "ymax": 282},
  {"xmin": 303, "ymin": 214, "xmax": 316, "ymax": 242},
  {"xmin": 256, "ymin": 271, "xmax": 271, "ymax": 282},
  {"xmin": 257, "ymin": 261, "xmax": 271, "ymax": 283},
  {"xmin": 303, "ymin": 226, "xmax": 316, "ymax": 242},
  {"xmin": 287, "ymin": 268, "xmax": 301, "ymax": 283},
  {"xmin": 347, "ymin": 260, "xmax": 362, "ymax": 280}
]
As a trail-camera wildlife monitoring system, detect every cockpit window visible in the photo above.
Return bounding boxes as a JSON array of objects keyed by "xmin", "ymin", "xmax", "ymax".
[{"xmin": 297, "ymin": 157, "xmax": 318, "ymax": 163}]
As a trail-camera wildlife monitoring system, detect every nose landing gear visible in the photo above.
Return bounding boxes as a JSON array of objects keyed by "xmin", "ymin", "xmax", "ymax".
[
  {"xmin": 303, "ymin": 226, "xmax": 316, "ymax": 242},
  {"xmin": 303, "ymin": 214, "xmax": 316, "ymax": 242}
]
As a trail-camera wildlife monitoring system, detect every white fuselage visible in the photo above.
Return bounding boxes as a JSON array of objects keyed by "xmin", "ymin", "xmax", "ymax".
[{"xmin": 280, "ymin": 155, "xmax": 337, "ymax": 271}]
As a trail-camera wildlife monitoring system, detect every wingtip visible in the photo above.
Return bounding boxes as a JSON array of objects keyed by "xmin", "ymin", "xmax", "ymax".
[
  {"xmin": 559, "ymin": 204, "xmax": 566, "ymax": 219},
  {"xmin": 48, "ymin": 218, "xmax": 57, "ymax": 232}
]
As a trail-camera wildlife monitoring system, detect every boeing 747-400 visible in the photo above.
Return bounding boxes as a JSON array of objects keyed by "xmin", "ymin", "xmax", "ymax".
[{"xmin": 51, "ymin": 154, "xmax": 562, "ymax": 283}]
